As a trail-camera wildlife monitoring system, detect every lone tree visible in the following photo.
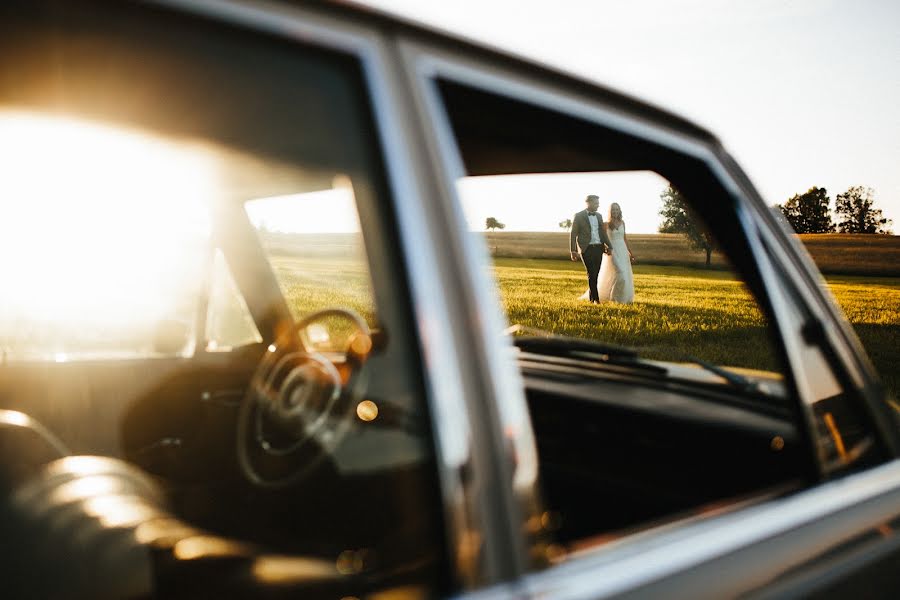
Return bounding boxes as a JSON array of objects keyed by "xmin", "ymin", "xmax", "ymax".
[
  {"xmin": 558, "ymin": 218, "xmax": 573, "ymax": 230},
  {"xmin": 485, "ymin": 217, "xmax": 506, "ymax": 231},
  {"xmin": 776, "ymin": 186, "xmax": 834, "ymax": 233},
  {"xmin": 834, "ymin": 186, "xmax": 893, "ymax": 234},
  {"xmin": 658, "ymin": 184, "xmax": 716, "ymax": 267}
]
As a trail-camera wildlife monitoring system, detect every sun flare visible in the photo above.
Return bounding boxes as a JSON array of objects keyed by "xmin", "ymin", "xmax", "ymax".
[{"xmin": 0, "ymin": 110, "xmax": 216, "ymax": 357}]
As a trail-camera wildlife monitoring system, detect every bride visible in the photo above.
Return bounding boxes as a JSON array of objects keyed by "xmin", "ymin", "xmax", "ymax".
[{"xmin": 580, "ymin": 202, "xmax": 635, "ymax": 303}]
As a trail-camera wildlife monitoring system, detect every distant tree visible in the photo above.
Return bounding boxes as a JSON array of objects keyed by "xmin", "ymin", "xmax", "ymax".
[
  {"xmin": 485, "ymin": 217, "xmax": 506, "ymax": 231},
  {"xmin": 775, "ymin": 186, "xmax": 834, "ymax": 233},
  {"xmin": 834, "ymin": 186, "xmax": 892, "ymax": 234},
  {"xmin": 559, "ymin": 218, "xmax": 573, "ymax": 230},
  {"xmin": 658, "ymin": 184, "xmax": 716, "ymax": 267}
]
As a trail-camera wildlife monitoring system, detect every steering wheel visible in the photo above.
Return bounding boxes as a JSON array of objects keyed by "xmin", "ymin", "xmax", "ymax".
[{"xmin": 237, "ymin": 308, "xmax": 373, "ymax": 488}]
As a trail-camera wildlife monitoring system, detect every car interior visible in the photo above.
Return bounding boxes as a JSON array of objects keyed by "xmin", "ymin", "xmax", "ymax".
[{"xmin": 1, "ymin": 2, "xmax": 445, "ymax": 597}]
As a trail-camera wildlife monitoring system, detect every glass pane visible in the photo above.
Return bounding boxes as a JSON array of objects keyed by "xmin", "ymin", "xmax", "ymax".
[
  {"xmin": 205, "ymin": 249, "xmax": 262, "ymax": 351},
  {"xmin": 245, "ymin": 178, "xmax": 378, "ymax": 341}
]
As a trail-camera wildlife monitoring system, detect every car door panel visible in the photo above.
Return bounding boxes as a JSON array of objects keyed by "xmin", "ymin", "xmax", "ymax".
[{"xmin": 518, "ymin": 459, "xmax": 900, "ymax": 599}]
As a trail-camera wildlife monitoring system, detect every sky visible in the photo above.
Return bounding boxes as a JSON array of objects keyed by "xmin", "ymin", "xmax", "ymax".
[
  {"xmin": 457, "ymin": 172, "xmax": 670, "ymax": 233},
  {"xmin": 356, "ymin": 0, "xmax": 900, "ymax": 233}
]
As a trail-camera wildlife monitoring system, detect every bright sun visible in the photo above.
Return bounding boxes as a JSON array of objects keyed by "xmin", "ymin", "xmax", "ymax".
[{"xmin": 0, "ymin": 110, "xmax": 216, "ymax": 358}]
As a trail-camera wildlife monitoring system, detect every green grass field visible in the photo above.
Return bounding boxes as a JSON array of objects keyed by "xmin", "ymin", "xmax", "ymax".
[
  {"xmin": 819, "ymin": 273, "xmax": 900, "ymax": 399},
  {"xmin": 490, "ymin": 258, "xmax": 899, "ymax": 399},
  {"xmin": 492, "ymin": 259, "xmax": 775, "ymax": 369},
  {"xmin": 267, "ymin": 250, "xmax": 899, "ymax": 400},
  {"xmin": 799, "ymin": 234, "xmax": 900, "ymax": 276}
]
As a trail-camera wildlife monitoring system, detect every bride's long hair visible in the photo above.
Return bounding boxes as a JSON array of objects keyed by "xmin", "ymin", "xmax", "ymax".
[{"xmin": 608, "ymin": 203, "xmax": 624, "ymax": 229}]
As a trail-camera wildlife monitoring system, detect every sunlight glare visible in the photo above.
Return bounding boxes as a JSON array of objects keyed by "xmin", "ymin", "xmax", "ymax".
[
  {"xmin": 245, "ymin": 177, "xmax": 359, "ymax": 234},
  {"xmin": 0, "ymin": 110, "xmax": 216, "ymax": 357}
]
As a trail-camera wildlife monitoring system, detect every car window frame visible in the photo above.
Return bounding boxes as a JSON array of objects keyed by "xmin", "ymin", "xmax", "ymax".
[
  {"xmin": 148, "ymin": 0, "xmax": 583, "ymax": 592},
  {"xmin": 740, "ymin": 168, "xmax": 900, "ymax": 459},
  {"xmin": 138, "ymin": 0, "xmax": 477, "ymax": 591},
  {"xmin": 522, "ymin": 458, "xmax": 900, "ymax": 598},
  {"xmin": 393, "ymin": 32, "xmax": 900, "ymax": 593}
]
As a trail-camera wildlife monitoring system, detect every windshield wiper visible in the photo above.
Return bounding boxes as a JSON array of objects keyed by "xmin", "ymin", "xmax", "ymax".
[
  {"xmin": 671, "ymin": 353, "xmax": 764, "ymax": 395},
  {"xmin": 506, "ymin": 324, "xmax": 767, "ymax": 396},
  {"xmin": 506, "ymin": 324, "xmax": 643, "ymax": 366}
]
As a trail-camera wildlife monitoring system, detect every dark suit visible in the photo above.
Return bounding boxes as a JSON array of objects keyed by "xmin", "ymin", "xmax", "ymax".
[{"xmin": 570, "ymin": 209, "xmax": 611, "ymax": 302}]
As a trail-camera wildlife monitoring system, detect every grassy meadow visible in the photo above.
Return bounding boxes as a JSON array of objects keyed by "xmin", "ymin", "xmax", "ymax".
[
  {"xmin": 491, "ymin": 258, "xmax": 899, "ymax": 398},
  {"xmin": 492, "ymin": 259, "xmax": 777, "ymax": 370},
  {"xmin": 799, "ymin": 234, "xmax": 900, "ymax": 276},
  {"xmin": 262, "ymin": 232, "xmax": 899, "ymax": 399}
]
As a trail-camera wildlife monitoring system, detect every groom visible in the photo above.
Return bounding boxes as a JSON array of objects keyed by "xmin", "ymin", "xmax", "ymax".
[{"xmin": 569, "ymin": 194, "xmax": 612, "ymax": 303}]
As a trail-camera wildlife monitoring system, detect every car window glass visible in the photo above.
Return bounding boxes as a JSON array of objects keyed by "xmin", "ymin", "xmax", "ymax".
[
  {"xmin": 436, "ymin": 78, "xmax": 806, "ymax": 566},
  {"xmin": 459, "ymin": 171, "xmax": 781, "ymax": 376},
  {"xmin": 0, "ymin": 3, "xmax": 444, "ymax": 597},
  {"xmin": 205, "ymin": 249, "xmax": 262, "ymax": 351},
  {"xmin": 245, "ymin": 183, "xmax": 378, "ymax": 348},
  {"xmin": 760, "ymin": 212, "xmax": 887, "ymax": 472},
  {"xmin": 762, "ymin": 244, "xmax": 884, "ymax": 474}
]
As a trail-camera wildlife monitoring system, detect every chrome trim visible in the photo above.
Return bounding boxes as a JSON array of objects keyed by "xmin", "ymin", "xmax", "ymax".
[
  {"xmin": 396, "ymin": 39, "xmax": 544, "ymax": 583},
  {"xmin": 732, "ymin": 206, "xmax": 826, "ymax": 474},
  {"xmin": 522, "ymin": 458, "xmax": 900, "ymax": 599},
  {"xmin": 145, "ymin": 0, "xmax": 484, "ymax": 588},
  {"xmin": 363, "ymin": 34, "xmax": 489, "ymax": 590},
  {"xmin": 416, "ymin": 66, "xmax": 541, "ymax": 498}
]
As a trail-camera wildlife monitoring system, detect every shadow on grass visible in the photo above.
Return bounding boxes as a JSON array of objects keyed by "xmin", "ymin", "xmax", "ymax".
[{"xmin": 620, "ymin": 327, "xmax": 779, "ymax": 373}]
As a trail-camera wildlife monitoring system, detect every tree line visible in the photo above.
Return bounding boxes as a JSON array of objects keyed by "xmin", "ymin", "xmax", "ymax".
[
  {"xmin": 483, "ymin": 183, "xmax": 892, "ymax": 267},
  {"xmin": 656, "ymin": 184, "xmax": 892, "ymax": 267},
  {"xmin": 775, "ymin": 186, "xmax": 892, "ymax": 234}
]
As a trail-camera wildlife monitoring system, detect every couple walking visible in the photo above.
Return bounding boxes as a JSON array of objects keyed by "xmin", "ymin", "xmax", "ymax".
[{"xmin": 569, "ymin": 194, "xmax": 635, "ymax": 304}]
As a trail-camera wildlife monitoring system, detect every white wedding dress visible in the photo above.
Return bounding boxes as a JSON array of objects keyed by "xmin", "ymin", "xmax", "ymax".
[{"xmin": 579, "ymin": 223, "xmax": 634, "ymax": 303}]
